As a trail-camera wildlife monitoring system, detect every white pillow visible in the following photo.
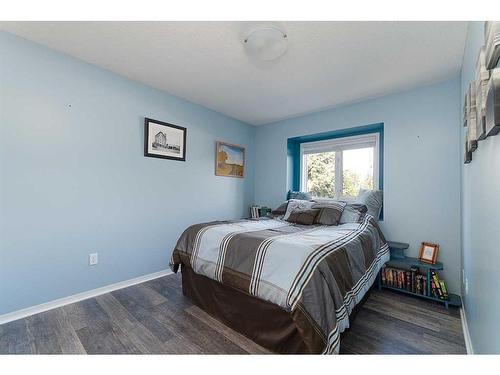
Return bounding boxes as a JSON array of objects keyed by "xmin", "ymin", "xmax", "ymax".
[
  {"xmin": 339, "ymin": 204, "xmax": 367, "ymax": 224},
  {"xmin": 283, "ymin": 199, "xmax": 315, "ymax": 221}
]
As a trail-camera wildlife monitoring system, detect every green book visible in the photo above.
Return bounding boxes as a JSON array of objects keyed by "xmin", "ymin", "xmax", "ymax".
[
  {"xmin": 439, "ymin": 280, "xmax": 449, "ymax": 299},
  {"xmin": 430, "ymin": 270, "xmax": 441, "ymax": 297}
]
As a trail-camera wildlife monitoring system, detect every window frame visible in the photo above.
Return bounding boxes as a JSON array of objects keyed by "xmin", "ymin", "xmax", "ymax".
[{"xmin": 299, "ymin": 133, "xmax": 380, "ymax": 201}]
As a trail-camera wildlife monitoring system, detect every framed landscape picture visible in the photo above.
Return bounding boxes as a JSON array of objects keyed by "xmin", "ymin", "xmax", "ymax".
[
  {"xmin": 144, "ymin": 118, "xmax": 186, "ymax": 161},
  {"xmin": 215, "ymin": 141, "xmax": 245, "ymax": 178}
]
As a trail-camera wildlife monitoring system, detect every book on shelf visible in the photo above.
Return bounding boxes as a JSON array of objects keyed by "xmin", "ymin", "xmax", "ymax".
[
  {"xmin": 430, "ymin": 279, "xmax": 437, "ymax": 298},
  {"xmin": 250, "ymin": 206, "xmax": 259, "ymax": 218},
  {"xmin": 419, "ymin": 275, "xmax": 428, "ymax": 296},
  {"xmin": 415, "ymin": 275, "xmax": 422, "ymax": 295},
  {"xmin": 410, "ymin": 267, "xmax": 418, "ymax": 293},
  {"xmin": 381, "ymin": 267, "xmax": 386, "ymax": 285},
  {"xmin": 250, "ymin": 205, "xmax": 271, "ymax": 219},
  {"xmin": 380, "ymin": 266, "xmax": 448, "ymax": 300},
  {"xmin": 430, "ymin": 270, "xmax": 445, "ymax": 300},
  {"xmin": 439, "ymin": 280, "xmax": 449, "ymax": 299}
]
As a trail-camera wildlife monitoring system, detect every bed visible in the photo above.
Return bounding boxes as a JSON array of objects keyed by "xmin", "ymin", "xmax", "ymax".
[{"xmin": 170, "ymin": 213, "xmax": 389, "ymax": 354}]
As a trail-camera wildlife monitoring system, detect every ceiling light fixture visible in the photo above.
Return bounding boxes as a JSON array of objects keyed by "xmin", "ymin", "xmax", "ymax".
[{"xmin": 243, "ymin": 27, "xmax": 288, "ymax": 61}]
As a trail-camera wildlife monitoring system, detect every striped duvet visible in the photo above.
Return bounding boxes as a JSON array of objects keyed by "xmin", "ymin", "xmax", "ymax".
[{"xmin": 170, "ymin": 214, "xmax": 389, "ymax": 354}]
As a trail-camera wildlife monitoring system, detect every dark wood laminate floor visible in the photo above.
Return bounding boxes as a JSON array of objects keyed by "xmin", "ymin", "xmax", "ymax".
[{"xmin": 0, "ymin": 273, "xmax": 466, "ymax": 354}]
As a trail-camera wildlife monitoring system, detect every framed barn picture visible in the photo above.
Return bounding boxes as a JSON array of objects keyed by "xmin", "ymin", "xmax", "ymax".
[
  {"xmin": 215, "ymin": 141, "xmax": 245, "ymax": 178},
  {"xmin": 144, "ymin": 118, "xmax": 186, "ymax": 161}
]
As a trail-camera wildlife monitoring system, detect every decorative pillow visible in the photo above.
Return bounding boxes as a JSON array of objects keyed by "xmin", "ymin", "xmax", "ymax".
[
  {"xmin": 356, "ymin": 189, "xmax": 383, "ymax": 220},
  {"xmin": 286, "ymin": 209, "xmax": 320, "ymax": 225},
  {"xmin": 312, "ymin": 201, "xmax": 347, "ymax": 225},
  {"xmin": 287, "ymin": 190, "xmax": 312, "ymax": 201},
  {"xmin": 339, "ymin": 203, "xmax": 368, "ymax": 224},
  {"xmin": 283, "ymin": 199, "xmax": 315, "ymax": 221}
]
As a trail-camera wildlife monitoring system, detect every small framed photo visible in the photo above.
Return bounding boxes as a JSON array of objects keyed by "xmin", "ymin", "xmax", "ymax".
[
  {"xmin": 418, "ymin": 242, "xmax": 439, "ymax": 264},
  {"xmin": 144, "ymin": 118, "xmax": 186, "ymax": 161},
  {"xmin": 215, "ymin": 141, "xmax": 245, "ymax": 178}
]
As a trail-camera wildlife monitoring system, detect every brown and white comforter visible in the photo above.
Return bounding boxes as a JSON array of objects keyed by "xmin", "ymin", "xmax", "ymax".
[{"xmin": 170, "ymin": 214, "xmax": 389, "ymax": 354}]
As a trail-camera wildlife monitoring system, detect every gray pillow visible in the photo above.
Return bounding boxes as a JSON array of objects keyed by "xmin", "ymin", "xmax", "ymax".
[
  {"xmin": 286, "ymin": 209, "xmax": 320, "ymax": 225},
  {"xmin": 356, "ymin": 189, "xmax": 383, "ymax": 220},
  {"xmin": 339, "ymin": 204, "xmax": 368, "ymax": 224},
  {"xmin": 312, "ymin": 201, "xmax": 347, "ymax": 226}
]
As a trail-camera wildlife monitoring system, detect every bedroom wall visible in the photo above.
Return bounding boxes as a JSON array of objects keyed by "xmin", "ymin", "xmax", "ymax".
[
  {"xmin": 0, "ymin": 32, "xmax": 256, "ymax": 315},
  {"xmin": 254, "ymin": 79, "xmax": 462, "ymax": 294},
  {"xmin": 460, "ymin": 21, "xmax": 500, "ymax": 354}
]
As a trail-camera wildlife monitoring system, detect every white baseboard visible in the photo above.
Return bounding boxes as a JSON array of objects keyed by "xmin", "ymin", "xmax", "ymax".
[
  {"xmin": 0, "ymin": 269, "xmax": 173, "ymax": 325},
  {"xmin": 460, "ymin": 306, "xmax": 474, "ymax": 354}
]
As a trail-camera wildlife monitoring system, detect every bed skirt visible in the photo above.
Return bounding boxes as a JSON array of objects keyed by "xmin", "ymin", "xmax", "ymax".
[{"xmin": 181, "ymin": 264, "xmax": 372, "ymax": 354}]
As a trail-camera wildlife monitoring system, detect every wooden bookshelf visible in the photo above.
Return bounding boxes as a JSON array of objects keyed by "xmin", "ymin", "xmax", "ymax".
[{"xmin": 377, "ymin": 241, "xmax": 462, "ymax": 309}]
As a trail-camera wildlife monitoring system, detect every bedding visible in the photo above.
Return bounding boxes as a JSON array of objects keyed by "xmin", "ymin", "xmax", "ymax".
[{"xmin": 170, "ymin": 214, "xmax": 389, "ymax": 354}]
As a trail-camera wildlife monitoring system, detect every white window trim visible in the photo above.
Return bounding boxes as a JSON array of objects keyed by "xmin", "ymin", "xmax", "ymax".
[{"xmin": 299, "ymin": 133, "xmax": 379, "ymax": 200}]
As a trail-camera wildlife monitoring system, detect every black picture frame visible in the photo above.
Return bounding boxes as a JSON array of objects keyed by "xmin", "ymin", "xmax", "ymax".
[{"xmin": 144, "ymin": 117, "xmax": 187, "ymax": 161}]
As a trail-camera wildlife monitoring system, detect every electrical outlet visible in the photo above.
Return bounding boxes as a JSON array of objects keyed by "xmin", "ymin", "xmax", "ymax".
[
  {"xmin": 89, "ymin": 253, "xmax": 98, "ymax": 266},
  {"xmin": 465, "ymin": 277, "xmax": 469, "ymax": 296}
]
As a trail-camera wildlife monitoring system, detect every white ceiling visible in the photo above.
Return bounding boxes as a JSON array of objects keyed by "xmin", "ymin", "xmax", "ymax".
[{"xmin": 1, "ymin": 21, "xmax": 468, "ymax": 125}]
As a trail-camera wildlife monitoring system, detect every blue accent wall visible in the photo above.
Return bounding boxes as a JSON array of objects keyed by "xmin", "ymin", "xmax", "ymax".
[
  {"xmin": 287, "ymin": 123, "xmax": 384, "ymax": 192},
  {"xmin": 255, "ymin": 79, "xmax": 462, "ymax": 294},
  {"xmin": 0, "ymin": 32, "xmax": 256, "ymax": 315},
  {"xmin": 460, "ymin": 21, "xmax": 500, "ymax": 353}
]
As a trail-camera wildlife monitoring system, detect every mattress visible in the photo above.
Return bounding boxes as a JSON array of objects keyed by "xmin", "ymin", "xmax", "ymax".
[{"xmin": 170, "ymin": 215, "xmax": 389, "ymax": 354}]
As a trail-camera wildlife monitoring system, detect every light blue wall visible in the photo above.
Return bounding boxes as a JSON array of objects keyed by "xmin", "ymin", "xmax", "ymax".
[
  {"xmin": 0, "ymin": 32, "xmax": 256, "ymax": 315},
  {"xmin": 460, "ymin": 22, "xmax": 500, "ymax": 354},
  {"xmin": 255, "ymin": 79, "xmax": 462, "ymax": 294}
]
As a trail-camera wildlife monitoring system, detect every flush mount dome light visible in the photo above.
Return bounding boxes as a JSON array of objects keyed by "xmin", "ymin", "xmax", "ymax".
[{"xmin": 243, "ymin": 27, "xmax": 288, "ymax": 61}]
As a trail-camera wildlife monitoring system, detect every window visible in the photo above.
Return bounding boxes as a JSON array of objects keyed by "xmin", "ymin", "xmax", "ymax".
[{"xmin": 300, "ymin": 133, "xmax": 379, "ymax": 200}]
